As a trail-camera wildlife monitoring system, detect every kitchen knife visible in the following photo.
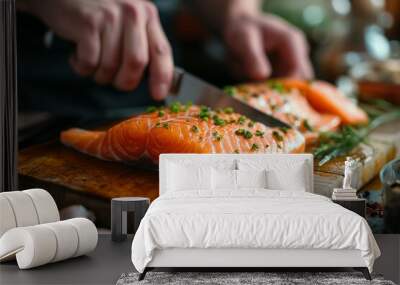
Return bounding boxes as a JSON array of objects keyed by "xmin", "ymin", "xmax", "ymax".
[{"xmin": 166, "ymin": 67, "xmax": 291, "ymax": 128}]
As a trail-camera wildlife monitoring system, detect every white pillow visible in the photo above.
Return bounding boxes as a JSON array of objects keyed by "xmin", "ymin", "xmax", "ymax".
[
  {"xmin": 212, "ymin": 168, "xmax": 237, "ymax": 190},
  {"xmin": 266, "ymin": 165, "xmax": 306, "ymax": 191},
  {"xmin": 236, "ymin": 169, "xmax": 268, "ymax": 189},
  {"xmin": 237, "ymin": 158, "xmax": 309, "ymax": 192},
  {"xmin": 167, "ymin": 163, "xmax": 212, "ymax": 191}
]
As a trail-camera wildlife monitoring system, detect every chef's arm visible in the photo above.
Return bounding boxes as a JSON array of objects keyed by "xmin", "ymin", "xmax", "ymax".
[{"xmin": 190, "ymin": 0, "xmax": 314, "ymax": 80}]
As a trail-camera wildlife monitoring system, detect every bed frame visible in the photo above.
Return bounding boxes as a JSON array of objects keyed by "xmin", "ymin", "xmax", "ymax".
[{"xmin": 139, "ymin": 154, "xmax": 371, "ymax": 281}]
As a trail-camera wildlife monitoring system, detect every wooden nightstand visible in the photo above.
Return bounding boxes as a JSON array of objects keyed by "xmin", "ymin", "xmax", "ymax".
[{"xmin": 332, "ymin": 199, "xmax": 366, "ymax": 218}]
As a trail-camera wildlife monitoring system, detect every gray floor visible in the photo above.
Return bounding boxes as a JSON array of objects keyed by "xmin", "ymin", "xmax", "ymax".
[
  {"xmin": 0, "ymin": 234, "xmax": 134, "ymax": 285},
  {"xmin": 1, "ymin": 234, "xmax": 399, "ymax": 285}
]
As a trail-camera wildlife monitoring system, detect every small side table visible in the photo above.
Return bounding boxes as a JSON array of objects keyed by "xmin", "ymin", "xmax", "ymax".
[
  {"xmin": 333, "ymin": 198, "xmax": 366, "ymax": 218},
  {"xmin": 111, "ymin": 197, "xmax": 150, "ymax": 242}
]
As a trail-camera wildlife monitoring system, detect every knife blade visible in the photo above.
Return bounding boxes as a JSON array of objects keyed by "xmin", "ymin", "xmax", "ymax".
[{"xmin": 166, "ymin": 67, "xmax": 291, "ymax": 129}]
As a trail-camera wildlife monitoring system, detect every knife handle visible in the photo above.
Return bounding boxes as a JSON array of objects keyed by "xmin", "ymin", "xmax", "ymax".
[{"xmin": 169, "ymin": 67, "xmax": 184, "ymax": 96}]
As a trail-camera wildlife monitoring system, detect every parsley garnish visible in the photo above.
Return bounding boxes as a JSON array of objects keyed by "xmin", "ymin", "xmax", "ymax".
[
  {"xmin": 212, "ymin": 131, "xmax": 223, "ymax": 141},
  {"xmin": 162, "ymin": 122, "xmax": 169, "ymax": 129},
  {"xmin": 272, "ymin": 131, "xmax": 284, "ymax": 142},
  {"xmin": 237, "ymin": 116, "xmax": 246, "ymax": 125},
  {"xmin": 267, "ymin": 81, "xmax": 286, "ymax": 93},
  {"xmin": 146, "ymin": 106, "xmax": 157, "ymax": 113},
  {"xmin": 235, "ymin": 129, "xmax": 252, "ymax": 139},
  {"xmin": 224, "ymin": 107, "xmax": 234, "ymax": 114},
  {"xmin": 279, "ymin": 127, "xmax": 289, "ymax": 134},
  {"xmin": 303, "ymin": 119, "xmax": 313, "ymax": 131},
  {"xmin": 248, "ymin": 121, "xmax": 255, "ymax": 128},
  {"xmin": 251, "ymin": 143, "xmax": 259, "ymax": 151},
  {"xmin": 224, "ymin": 86, "xmax": 237, "ymax": 96},
  {"xmin": 255, "ymin": 130, "xmax": 264, "ymax": 137},
  {"xmin": 158, "ymin": 110, "xmax": 165, "ymax": 117},
  {"xmin": 235, "ymin": 129, "xmax": 245, "ymax": 136},
  {"xmin": 213, "ymin": 116, "xmax": 226, "ymax": 126},
  {"xmin": 169, "ymin": 102, "xmax": 181, "ymax": 113},
  {"xmin": 199, "ymin": 106, "xmax": 211, "ymax": 121}
]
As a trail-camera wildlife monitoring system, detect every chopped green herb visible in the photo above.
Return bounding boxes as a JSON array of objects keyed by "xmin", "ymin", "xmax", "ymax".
[
  {"xmin": 235, "ymin": 128, "xmax": 253, "ymax": 139},
  {"xmin": 313, "ymin": 107, "xmax": 400, "ymax": 166},
  {"xmin": 243, "ymin": 130, "xmax": 253, "ymax": 139},
  {"xmin": 213, "ymin": 116, "xmax": 226, "ymax": 126},
  {"xmin": 272, "ymin": 131, "xmax": 284, "ymax": 142},
  {"xmin": 237, "ymin": 116, "xmax": 246, "ymax": 125},
  {"xmin": 146, "ymin": 106, "xmax": 157, "ymax": 113},
  {"xmin": 255, "ymin": 130, "xmax": 264, "ymax": 137},
  {"xmin": 251, "ymin": 143, "xmax": 259, "ymax": 151},
  {"xmin": 303, "ymin": 119, "xmax": 313, "ymax": 131},
  {"xmin": 169, "ymin": 102, "xmax": 181, "ymax": 113},
  {"xmin": 247, "ymin": 121, "xmax": 255, "ymax": 128},
  {"xmin": 224, "ymin": 107, "xmax": 234, "ymax": 114},
  {"xmin": 224, "ymin": 86, "xmax": 237, "ymax": 96},
  {"xmin": 279, "ymin": 127, "xmax": 290, "ymax": 134},
  {"xmin": 212, "ymin": 131, "xmax": 223, "ymax": 141},
  {"xmin": 155, "ymin": 122, "xmax": 161, "ymax": 127},
  {"xmin": 199, "ymin": 106, "xmax": 211, "ymax": 121},
  {"xmin": 235, "ymin": 129, "xmax": 245, "ymax": 136},
  {"xmin": 158, "ymin": 110, "xmax": 165, "ymax": 117},
  {"xmin": 267, "ymin": 81, "xmax": 286, "ymax": 93},
  {"xmin": 162, "ymin": 122, "xmax": 169, "ymax": 129},
  {"xmin": 191, "ymin": 125, "xmax": 199, "ymax": 133}
]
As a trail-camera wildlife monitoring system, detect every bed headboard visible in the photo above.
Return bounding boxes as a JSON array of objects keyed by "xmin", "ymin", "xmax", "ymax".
[{"xmin": 159, "ymin": 154, "xmax": 313, "ymax": 195}]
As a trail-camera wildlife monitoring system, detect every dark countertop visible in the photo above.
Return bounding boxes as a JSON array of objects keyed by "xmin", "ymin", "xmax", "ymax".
[{"xmin": 0, "ymin": 234, "xmax": 134, "ymax": 285}]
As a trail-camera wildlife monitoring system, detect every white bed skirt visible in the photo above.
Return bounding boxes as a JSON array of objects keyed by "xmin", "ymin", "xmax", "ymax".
[{"xmin": 148, "ymin": 248, "xmax": 366, "ymax": 268}]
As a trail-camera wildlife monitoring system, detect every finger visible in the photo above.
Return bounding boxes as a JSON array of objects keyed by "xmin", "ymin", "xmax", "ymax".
[
  {"xmin": 145, "ymin": 3, "xmax": 173, "ymax": 100},
  {"xmin": 225, "ymin": 21, "xmax": 271, "ymax": 80},
  {"xmin": 94, "ymin": 6, "xmax": 123, "ymax": 85},
  {"xmin": 259, "ymin": 16, "xmax": 313, "ymax": 79},
  {"xmin": 114, "ymin": 2, "xmax": 149, "ymax": 91},
  {"xmin": 277, "ymin": 30, "xmax": 313, "ymax": 79},
  {"xmin": 70, "ymin": 32, "xmax": 101, "ymax": 77}
]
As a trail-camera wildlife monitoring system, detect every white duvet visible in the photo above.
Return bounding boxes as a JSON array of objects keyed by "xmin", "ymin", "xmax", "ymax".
[{"xmin": 131, "ymin": 190, "xmax": 380, "ymax": 273}]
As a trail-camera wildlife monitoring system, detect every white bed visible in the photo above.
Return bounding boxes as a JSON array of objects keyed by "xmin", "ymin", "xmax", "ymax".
[{"xmin": 131, "ymin": 154, "xmax": 380, "ymax": 280}]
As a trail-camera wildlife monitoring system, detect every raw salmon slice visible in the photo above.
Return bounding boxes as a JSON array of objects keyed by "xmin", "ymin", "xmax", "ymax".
[
  {"xmin": 280, "ymin": 79, "xmax": 369, "ymax": 125},
  {"xmin": 61, "ymin": 103, "xmax": 305, "ymax": 163},
  {"xmin": 230, "ymin": 82, "xmax": 341, "ymax": 145}
]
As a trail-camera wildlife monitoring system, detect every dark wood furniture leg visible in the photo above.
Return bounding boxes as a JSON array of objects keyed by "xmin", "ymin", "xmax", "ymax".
[{"xmin": 354, "ymin": 267, "xmax": 372, "ymax": 280}]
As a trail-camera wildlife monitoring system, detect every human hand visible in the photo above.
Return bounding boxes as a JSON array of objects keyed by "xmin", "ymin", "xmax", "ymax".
[
  {"xmin": 223, "ymin": 13, "xmax": 314, "ymax": 80},
  {"xmin": 25, "ymin": 0, "xmax": 173, "ymax": 100}
]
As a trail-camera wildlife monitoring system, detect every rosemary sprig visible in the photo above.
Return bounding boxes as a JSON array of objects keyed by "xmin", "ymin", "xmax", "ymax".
[{"xmin": 314, "ymin": 108, "xmax": 400, "ymax": 166}]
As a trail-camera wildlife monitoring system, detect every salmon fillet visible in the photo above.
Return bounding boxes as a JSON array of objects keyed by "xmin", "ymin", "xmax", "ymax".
[
  {"xmin": 280, "ymin": 79, "xmax": 369, "ymax": 125},
  {"xmin": 229, "ymin": 82, "xmax": 341, "ymax": 145},
  {"xmin": 61, "ymin": 104, "xmax": 305, "ymax": 163}
]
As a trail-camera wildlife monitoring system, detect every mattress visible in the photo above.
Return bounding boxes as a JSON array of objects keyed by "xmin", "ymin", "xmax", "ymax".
[{"xmin": 131, "ymin": 190, "xmax": 380, "ymax": 273}]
